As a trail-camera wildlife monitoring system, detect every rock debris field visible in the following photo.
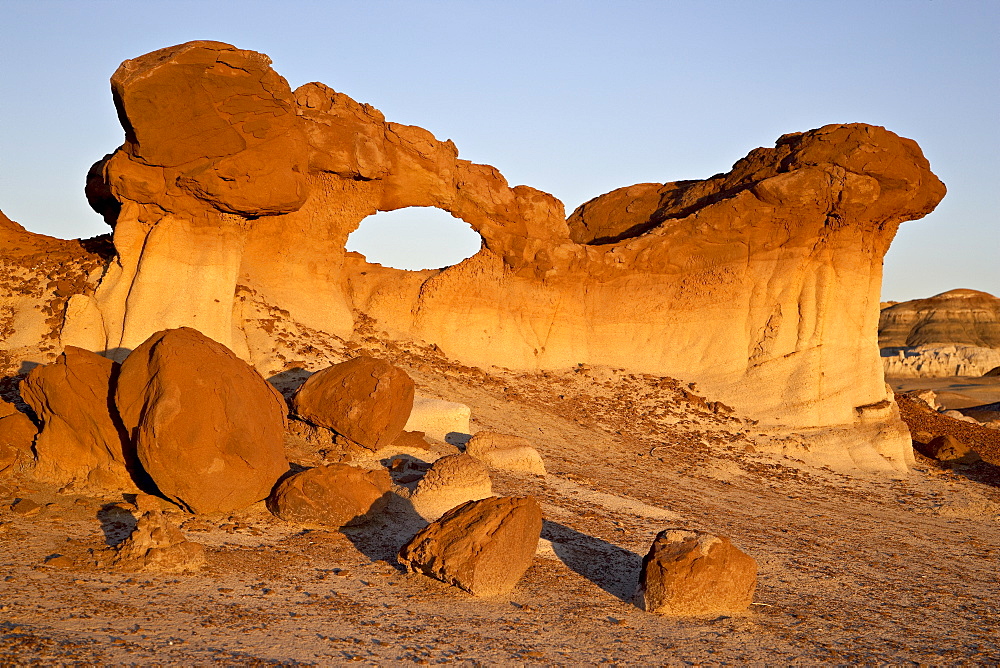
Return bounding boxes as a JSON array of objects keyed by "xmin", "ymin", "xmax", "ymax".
[{"xmin": 1, "ymin": 329, "xmax": 999, "ymax": 665}]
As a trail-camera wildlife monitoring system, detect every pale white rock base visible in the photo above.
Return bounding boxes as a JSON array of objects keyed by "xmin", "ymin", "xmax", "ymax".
[
  {"xmin": 882, "ymin": 345, "xmax": 1000, "ymax": 378},
  {"xmin": 405, "ymin": 397, "xmax": 472, "ymax": 442}
]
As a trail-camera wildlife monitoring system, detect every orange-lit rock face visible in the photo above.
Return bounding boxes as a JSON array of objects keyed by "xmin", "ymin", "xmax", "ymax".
[{"xmin": 36, "ymin": 41, "xmax": 946, "ymax": 471}]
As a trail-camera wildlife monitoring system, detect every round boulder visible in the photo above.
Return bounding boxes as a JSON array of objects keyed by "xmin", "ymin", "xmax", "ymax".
[
  {"xmin": 409, "ymin": 453, "xmax": 492, "ymax": 521},
  {"xmin": 268, "ymin": 463, "xmax": 392, "ymax": 528},
  {"xmin": 292, "ymin": 356, "xmax": 414, "ymax": 450},
  {"xmin": 115, "ymin": 327, "xmax": 288, "ymax": 514}
]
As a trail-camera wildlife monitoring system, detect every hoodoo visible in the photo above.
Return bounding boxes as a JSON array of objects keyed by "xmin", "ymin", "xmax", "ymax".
[{"xmin": 0, "ymin": 41, "xmax": 946, "ymax": 472}]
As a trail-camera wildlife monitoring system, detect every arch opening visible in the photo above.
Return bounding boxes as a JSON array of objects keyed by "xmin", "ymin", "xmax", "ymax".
[{"xmin": 346, "ymin": 207, "xmax": 483, "ymax": 271}]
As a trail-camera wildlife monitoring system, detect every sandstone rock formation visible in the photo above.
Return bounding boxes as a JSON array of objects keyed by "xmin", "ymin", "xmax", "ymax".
[
  {"xmin": 268, "ymin": 463, "xmax": 391, "ymax": 528},
  {"xmin": 113, "ymin": 510, "xmax": 206, "ymax": 573},
  {"xmin": 882, "ymin": 345, "xmax": 1000, "ymax": 379},
  {"xmin": 880, "ymin": 290, "xmax": 1000, "ymax": 349},
  {"xmin": 0, "ymin": 41, "xmax": 947, "ymax": 473},
  {"xmin": 0, "ymin": 211, "xmax": 109, "ymax": 375},
  {"xmin": 409, "ymin": 453, "xmax": 493, "ymax": 520},
  {"xmin": 20, "ymin": 347, "xmax": 135, "ymax": 491},
  {"xmin": 292, "ymin": 356, "xmax": 414, "ymax": 450},
  {"xmin": 636, "ymin": 529, "xmax": 757, "ymax": 616},
  {"xmin": 398, "ymin": 496, "xmax": 543, "ymax": 597},
  {"xmin": 465, "ymin": 431, "xmax": 546, "ymax": 475},
  {"xmin": 880, "ymin": 291, "xmax": 1000, "ymax": 378},
  {"xmin": 115, "ymin": 328, "xmax": 288, "ymax": 514}
]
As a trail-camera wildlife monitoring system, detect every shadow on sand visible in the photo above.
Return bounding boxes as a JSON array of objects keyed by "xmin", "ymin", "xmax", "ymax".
[{"xmin": 542, "ymin": 521, "xmax": 642, "ymax": 602}]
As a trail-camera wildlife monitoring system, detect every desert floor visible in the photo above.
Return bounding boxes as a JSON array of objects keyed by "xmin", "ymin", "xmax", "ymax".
[
  {"xmin": 2, "ymin": 356, "xmax": 999, "ymax": 664},
  {"xmin": 889, "ymin": 375, "xmax": 1000, "ymax": 409}
]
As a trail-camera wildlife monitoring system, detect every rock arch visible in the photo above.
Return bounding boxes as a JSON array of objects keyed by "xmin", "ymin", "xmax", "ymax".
[{"xmin": 35, "ymin": 40, "xmax": 945, "ymax": 471}]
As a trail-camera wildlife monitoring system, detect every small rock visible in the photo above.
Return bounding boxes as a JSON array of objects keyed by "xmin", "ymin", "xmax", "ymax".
[
  {"xmin": 132, "ymin": 493, "xmax": 169, "ymax": 513},
  {"xmin": 113, "ymin": 510, "xmax": 206, "ymax": 573},
  {"xmin": 636, "ymin": 529, "xmax": 757, "ymax": 616},
  {"xmin": 409, "ymin": 454, "xmax": 492, "ymax": 520},
  {"xmin": 398, "ymin": 496, "xmax": 543, "ymax": 597},
  {"xmin": 10, "ymin": 498, "xmax": 41, "ymax": 516},
  {"xmin": 268, "ymin": 463, "xmax": 392, "ymax": 528},
  {"xmin": 43, "ymin": 554, "xmax": 75, "ymax": 569},
  {"xmin": 465, "ymin": 432, "xmax": 546, "ymax": 475}
]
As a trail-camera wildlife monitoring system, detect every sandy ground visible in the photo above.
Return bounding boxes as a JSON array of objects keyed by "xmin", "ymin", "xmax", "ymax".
[
  {"xmin": 2, "ymin": 355, "xmax": 1000, "ymax": 664},
  {"xmin": 889, "ymin": 375, "xmax": 1000, "ymax": 409}
]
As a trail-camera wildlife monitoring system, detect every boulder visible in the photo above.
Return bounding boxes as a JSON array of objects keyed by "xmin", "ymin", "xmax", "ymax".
[
  {"xmin": 0, "ymin": 412, "xmax": 37, "ymax": 475},
  {"xmin": 398, "ymin": 496, "xmax": 543, "ymax": 597},
  {"xmin": 113, "ymin": 510, "xmax": 206, "ymax": 573},
  {"xmin": 409, "ymin": 453, "xmax": 492, "ymax": 520},
  {"xmin": 636, "ymin": 529, "xmax": 757, "ymax": 616},
  {"xmin": 268, "ymin": 463, "xmax": 391, "ymax": 528},
  {"xmin": 0, "ymin": 399, "xmax": 16, "ymax": 419},
  {"xmin": 405, "ymin": 397, "xmax": 472, "ymax": 442},
  {"xmin": 20, "ymin": 346, "xmax": 135, "ymax": 491},
  {"xmin": 920, "ymin": 434, "xmax": 980, "ymax": 464},
  {"xmin": 293, "ymin": 356, "xmax": 414, "ymax": 450},
  {"xmin": 466, "ymin": 432, "xmax": 546, "ymax": 475},
  {"xmin": 115, "ymin": 327, "xmax": 288, "ymax": 514}
]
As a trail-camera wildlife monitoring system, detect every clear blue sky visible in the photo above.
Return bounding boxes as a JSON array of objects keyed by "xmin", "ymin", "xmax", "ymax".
[{"xmin": 0, "ymin": 0, "xmax": 996, "ymax": 300}]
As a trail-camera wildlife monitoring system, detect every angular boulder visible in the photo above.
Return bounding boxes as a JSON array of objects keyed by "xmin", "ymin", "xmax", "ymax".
[
  {"xmin": 113, "ymin": 510, "xmax": 206, "ymax": 573},
  {"xmin": 636, "ymin": 529, "xmax": 757, "ymax": 616},
  {"xmin": 292, "ymin": 356, "xmax": 414, "ymax": 450},
  {"xmin": 115, "ymin": 327, "xmax": 288, "ymax": 514},
  {"xmin": 20, "ymin": 346, "xmax": 135, "ymax": 491},
  {"xmin": 268, "ymin": 463, "xmax": 391, "ymax": 528},
  {"xmin": 398, "ymin": 496, "xmax": 543, "ymax": 597},
  {"xmin": 409, "ymin": 453, "xmax": 492, "ymax": 520},
  {"xmin": 466, "ymin": 431, "xmax": 546, "ymax": 475},
  {"xmin": 0, "ymin": 412, "xmax": 37, "ymax": 475}
]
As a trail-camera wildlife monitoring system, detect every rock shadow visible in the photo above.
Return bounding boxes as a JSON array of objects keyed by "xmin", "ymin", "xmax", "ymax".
[
  {"xmin": 340, "ymin": 492, "xmax": 428, "ymax": 569},
  {"xmin": 949, "ymin": 459, "xmax": 1000, "ymax": 490},
  {"xmin": 97, "ymin": 503, "xmax": 138, "ymax": 547},
  {"xmin": 16, "ymin": 361, "xmax": 40, "ymax": 376},
  {"xmin": 541, "ymin": 520, "xmax": 642, "ymax": 603},
  {"xmin": 268, "ymin": 367, "xmax": 313, "ymax": 405},
  {"xmin": 445, "ymin": 431, "xmax": 471, "ymax": 447}
]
